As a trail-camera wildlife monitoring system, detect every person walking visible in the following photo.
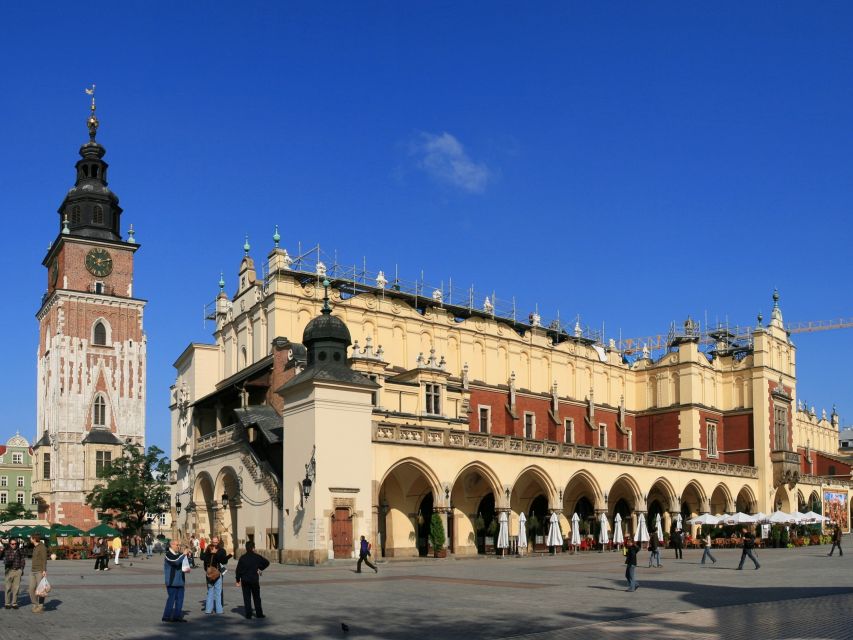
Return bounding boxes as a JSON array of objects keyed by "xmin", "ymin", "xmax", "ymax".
[
  {"xmin": 145, "ymin": 533, "xmax": 154, "ymax": 559},
  {"xmin": 162, "ymin": 540, "xmax": 188, "ymax": 623},
  {"xmin": 111, "ymin": 535, "xmax": 123, "ymax": 566},
  {"xmin": 700, "ymin": 531, "xmax": 717, "ymax": 565},
  {"xmin": 670, "ymin": 523, "xmax": 683, "ymax": 560},
  {"xmin": 28, "ymin": 534, "xmax": 47, "ymax": 613},
  {"xmin": 828, "ymin": 524, "xmax": 843, "ymax": 557},
  {"xmin": 356, "ymin": 535, "xmax": 378, "ymax": 574},
  {"xmin": 2, "ymin": 538, "xmax": 26, "ymax": 609},
  {"xmin": 235, "ymin": 541, "xmax": 270, "ymax": 619},
  {"xmin": 624, "ymin": 538, "xmax": 639, "ymax": 592},
  {"xmin": 202, "ymin": 539, "xmax": 227, "ymax": 614},
  {"xmin": 737, "ymin": 527, "xmax": 760, "ymax": 570},
  {"xmin": 648, "ymin": 530, "xmax": 661, "ymax": 567}
]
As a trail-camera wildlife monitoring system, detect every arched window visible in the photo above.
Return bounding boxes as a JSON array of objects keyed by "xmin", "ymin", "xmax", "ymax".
[
  {"xmin": 93, "ymin": 321, "xmax": 107, "ymax": 345},
  {"xmin": 93, "ymin": 395, "xmax": 106, "ymax": 428},
  {"xmin": 93, "ymin": 205, "xmax": 104, "ymax": 224}
]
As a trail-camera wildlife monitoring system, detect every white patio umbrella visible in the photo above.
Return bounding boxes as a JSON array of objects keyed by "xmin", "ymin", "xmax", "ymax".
[
  {"xmin": 634, "ymin": 514, "xmax": 650, "ymax": 543},
  {"xmin": 769, "ymin": 510, "xmax": 797, "ymax": 524},
  {"xmin": 518, "ymin": 512, "xmax": 528, "ymax": 550},
  {"xmin": 675, "ymin": 513, "xmax": 683, "ymax": 530},
  {"xmin": 570, "ymin": 512, "xmax": 581, "ymax": 547},
  {"xmin": 546, "ymin": 511, "xmax": 564, "ymax": 548},
  {"xmin": 613, "ymin": 513, "xmax": 624, "ymax": 546},
  {"xmin": 687, "ymin": 513, "xmax": 720, "ymax": 526},
  {"xmin": 654, "ymin": 513, "xmax": 664, "ymax": 541},
  {"xmin": 800, "ymin": 511, "xmax": 828, "ymax": 524},
  {"xmin": 753, "ymin": 512, "xmax": 768, "ymax": 523},
  {"xmin": 497, "ymin": 511, "xmax": 510, "ymax": 552},
  {"xmin": 598, "ymin": 513, "xmax": 610, "ymax": 546},
  {"xmin": 723, "ymin": 512, "xmax": 756, "ymax": 525}
]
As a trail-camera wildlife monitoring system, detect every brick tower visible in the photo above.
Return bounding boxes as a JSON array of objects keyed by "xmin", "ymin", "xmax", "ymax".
[{"xmin": 32, "ymin": 90, "xmax": 146, "ymax": 528}]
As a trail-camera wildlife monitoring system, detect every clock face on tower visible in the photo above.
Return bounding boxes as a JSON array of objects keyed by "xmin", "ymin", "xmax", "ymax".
[{"xmin": 85, "ymin": 248, "xmax": 113, "ymax": 277}]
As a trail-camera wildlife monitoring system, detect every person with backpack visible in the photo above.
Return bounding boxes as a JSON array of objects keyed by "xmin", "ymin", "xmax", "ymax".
[
  {"xmin": 356, "ymin": 535, "xmax": 378, "ymax": 574},
  {"xmin": 737, "ymin": 527, "xmax": 760, "ymax": 570}
]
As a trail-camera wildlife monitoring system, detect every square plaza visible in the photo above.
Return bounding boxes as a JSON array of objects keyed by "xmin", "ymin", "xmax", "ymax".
[{"xmin": 2, "ymin": 546, "xmax": 850, "ymax": 640}]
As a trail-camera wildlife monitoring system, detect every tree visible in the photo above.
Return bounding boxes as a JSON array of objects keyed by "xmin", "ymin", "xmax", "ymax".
[
  {"xmin": 0, "ymin": 502, "xmax": 34, "ymax": 522},
  {"xmin": 429, "ymin": 513, "xmax": 446, "ymax": 550},
  {"xmin": 86, "ymin": 443, "xmax": 171, "ymax": 536}
]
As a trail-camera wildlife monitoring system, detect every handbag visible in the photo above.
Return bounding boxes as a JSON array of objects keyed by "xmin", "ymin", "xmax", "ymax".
[{"xmin": 206, "ymin": 564, "xmax": 221, "ymax": 581}]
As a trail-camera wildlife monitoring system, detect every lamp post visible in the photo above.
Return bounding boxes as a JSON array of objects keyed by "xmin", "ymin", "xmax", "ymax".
[{"xmin": 302, "ymin": 446, "xmax": 316, "ymax": 506}]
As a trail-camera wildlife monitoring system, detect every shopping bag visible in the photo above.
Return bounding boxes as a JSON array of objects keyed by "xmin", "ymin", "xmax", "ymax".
[
  {"xmin": 35, "ymin": 577, "xmax": 51, "ymax": 597},
  {"xmin": 182, "ymin": 556, "xmax": 191, "ymax": 573}
]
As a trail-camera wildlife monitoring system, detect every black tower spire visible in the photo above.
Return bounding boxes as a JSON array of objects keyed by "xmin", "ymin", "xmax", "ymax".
[{"xmin": 56, "ymin": 85, "xmax": 123, "ymax": 242}]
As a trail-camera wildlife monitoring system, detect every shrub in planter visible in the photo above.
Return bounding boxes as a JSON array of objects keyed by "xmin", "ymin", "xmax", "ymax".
[{"xmin": 429, "ymin": 513, "xmax": 446, "ymax": 557}]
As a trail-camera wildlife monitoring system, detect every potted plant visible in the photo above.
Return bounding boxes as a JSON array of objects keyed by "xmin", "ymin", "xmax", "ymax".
[{"xmin": 429, "ymin": 513, "xmax": 446, "ymax": 558}]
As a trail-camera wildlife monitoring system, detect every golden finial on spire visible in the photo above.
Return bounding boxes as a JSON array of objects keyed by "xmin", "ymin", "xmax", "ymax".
[{"xmin": 84, "ymin": 83, "xmax": 99, "ymax": 141}]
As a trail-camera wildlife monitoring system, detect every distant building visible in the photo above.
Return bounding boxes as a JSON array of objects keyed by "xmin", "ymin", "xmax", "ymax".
[
  {"xmin": 0, "ymin": 434, "xmax": 35, "ymax": 516},
  {"xmin": 840, "ymin": 428, "xmax": 853, "ymax": 452}
]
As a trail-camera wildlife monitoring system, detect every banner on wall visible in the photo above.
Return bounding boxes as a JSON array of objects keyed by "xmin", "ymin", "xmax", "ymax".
[{"xmin": 822, "ymin": 491, "xmax": 849, "ymax": 531}]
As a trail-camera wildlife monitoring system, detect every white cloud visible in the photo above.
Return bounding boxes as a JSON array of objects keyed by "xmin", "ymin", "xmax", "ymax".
[{"xmin": 411, "ymin": 132, "xmax": 491, "ymax": 193}]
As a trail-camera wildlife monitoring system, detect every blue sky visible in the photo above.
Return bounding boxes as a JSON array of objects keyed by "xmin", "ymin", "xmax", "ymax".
[{"xmin": 2, "ymin": 2, "xmax": 852, "ymax": 453}]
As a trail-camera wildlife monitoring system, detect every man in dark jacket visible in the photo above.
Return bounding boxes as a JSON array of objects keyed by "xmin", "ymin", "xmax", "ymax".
[
  {"xmin": 235, "ymin": 541, "xmax": 270, "ymax": 619},
  {"xmin": 162, "ymin": 540, "xmax": 188, "ymax": 623},
  {"xmin": 2, "ymin": 539, "xmax": 26, "ymax": 609},
  {"xmin": 356, "ymin": 535, "xmax": 378, "ymax": 574},
  {"xmin": 828, "ymin": 524, "xmax": 843, "ymax": 557},
  {"xmin": 737, "ymin": 528, "xmax": 760, "ymax": 570},
  {"xmin": 648, "ymin": 530, "xmax": 661, "ymax": 567},
  {"xmin": 670, "ymin": 523, "xmax": 683, "ymax": 559},
  {"xmin": 624, "ymin": 538, "xmax": 639, "ymax": 591}
]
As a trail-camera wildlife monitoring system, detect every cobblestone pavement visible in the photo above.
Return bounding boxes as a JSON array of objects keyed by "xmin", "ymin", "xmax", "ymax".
[{"xmin": 0, "ymin": 545, "xmax": 849, "ymax": 639}]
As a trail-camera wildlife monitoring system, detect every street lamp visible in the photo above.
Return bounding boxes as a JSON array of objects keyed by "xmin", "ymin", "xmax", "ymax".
[
  {"xmin": 302, "ymin": 446, "xmax": 316, "ymax": 505},
  {"xmin": 175, "ymin": 497, "xmax": 182, "ymax": 514},
  {"xmin": 221, "ymin": 492, "xmax": 229, "ymax": 509}
]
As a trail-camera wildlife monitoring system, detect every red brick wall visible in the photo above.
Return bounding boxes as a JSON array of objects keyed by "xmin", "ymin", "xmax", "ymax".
[
  {"xmin": 806, "ymin": 451, "xmax": 852, "ymax": 479},
  {"xmin": 633, "ymin": 411, "xmax": 680, "ymax": 454},
  {"xmin": 720, "ymin": 413, "xmax": 753, "ymax": 465},
  {"xmin": 55, "ymin": 240, "xmax": 135, "ymax": 298},
  {"xmin": 39, "ymin": 299, "xmax": 144, "ymax": 358},
  {"xmin": 51, "ymin": 502, "xmax": 100, "ymax": 531}
]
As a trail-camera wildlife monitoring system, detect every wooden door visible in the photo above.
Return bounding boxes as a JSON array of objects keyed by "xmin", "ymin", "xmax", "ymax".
[{"xmin": 332, "ymin": 508, "xmax": 353, "ymax": 558}]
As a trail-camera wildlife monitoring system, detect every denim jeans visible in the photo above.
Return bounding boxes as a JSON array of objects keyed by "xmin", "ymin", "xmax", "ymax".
[
  {"xmin": 700, "ymin": 547, "xmax": 716, "ymax": 564},
  {"xmin": 163, "ymin": 586, "xmax": 185, "ymax": 621},
  {"xmin": 205, "ymin": 577, "xmax": 223, "ymax": 613},
  {"xmin": 625, "ymin": 564, "xmax": 638, "ymax": 590},
  {"xmin": 146, "ymin": 544, "xmax": 154, "ymax": 558}
]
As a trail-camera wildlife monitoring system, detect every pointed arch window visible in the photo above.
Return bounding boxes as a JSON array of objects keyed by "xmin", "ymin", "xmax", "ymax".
[
  {"xmin": 71, "ymin": 205, "xmax": 81, "ymax": 224},
  {"xmin": 93, "ymin": 395, "xmax": 107, "ymax": 428},
  {"xmin": 93, "ymin": 205, "xmax": 104, "ymax": 224},
  {"xmin": 93, "ymin": 321, "xmax": 107, "ymax": 345}
]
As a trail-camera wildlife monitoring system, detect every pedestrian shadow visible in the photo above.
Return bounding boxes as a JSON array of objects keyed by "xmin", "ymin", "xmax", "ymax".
[{"xmin": 44, "ymin": 598, "xmax": 62, "ymax": 611}]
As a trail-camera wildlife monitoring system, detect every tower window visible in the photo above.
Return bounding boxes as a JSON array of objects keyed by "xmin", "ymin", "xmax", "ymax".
[
  {"xmin": 773, "ymin": 405, "xmax": 788, "ymax": 451},
  {"xmin": 564, "ymin": 418, "xmax": 574, "ymax": 444},
  {"xmin": 71, "ymin": 206, "xmax": 81, "ymax": 224},
  {"xmin": 524, "ymin": 412, "xmax": 535, "ymax": 439},
  {"xmin": 478, "ymin": 406, "xmax": 491, "ymax": 433},
  {"xmin": 91, "ymin": 165, "xmax": 99, "ymax": 178},
  {"xmin": 82, "ymin": 165, "xmax": 89, "ymax": 178},
  {"xmin": 93, "ymin": 395, "xmax": 106, "ymax": 427},
  {"xmin": 43, "ymin": 453, "xmax": 50, "ymax": 480},
  {"xmin": 707, "ymin": 422, "xmax": 718, "ymax": 458},
  {"xmin": 96, "ymin": 451, "xmax": 112, "ymax": 476},
  {"xmin": 93, "ymin": 205, "xmax": 104, "ymax": 224},
  {"xmin": 93, "ymin": 321, "xmax": 107, "ymax": 345}
]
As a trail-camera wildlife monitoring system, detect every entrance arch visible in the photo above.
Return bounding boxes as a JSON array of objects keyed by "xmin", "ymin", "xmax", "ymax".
[
  {"xmin": 511, "ymin": 466, "xmax": 555, "ymax": 549},
  {"xmin": 449, "ymin": 462, "xmax": 502, "ymax": 556},
  {"xmin": 607, "ymin": 474, "xmax": 641, "ymax": 537},
  {"xmin": 378, "ymin": 458, "xmax": 441, "ymax": 558},
  {"xmin": 710, "ymin": 483, "xmax": 733, "ymax": 514},
  {"xmin": 735, "ymin": 485, "xmax": 757, "ymax": 514},
  {"xmin": 214, "ymin": 467, "xmax": 240, "ymax": 554},
  {"xmin": 563, "ymin": 471, "xmax": 602, "ymax": 540},
  {"xmin": 773, "ymin": 485, "xmax": 793, "ymax": 512},
  {"xmin": 648, "ymin": 477, "xmax": 677, "ymax": 532},
  {"xmin": 192, "ymin": 472, "xmax": 215, "ymax": 541}
]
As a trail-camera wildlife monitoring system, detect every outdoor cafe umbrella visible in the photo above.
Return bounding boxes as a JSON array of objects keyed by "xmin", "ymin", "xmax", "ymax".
[
  {"xmin": 88, "ymin": 523, "xmax": 121, "ymax": 537},
  {"xmin": 634, "ymin": 514, "xmax": 650, "ymax": 543},
  {"xmin": 753, "ymin": 512, "xmax": 768, "ymax": 523},
  {"xmin": 654, "ymin": 513, "xmax": 664, "ymax": 541},
  {"xmin": 546, "ymin": 511, "xmax": 563, "ymax": 548},
  {"xmin": 687, "ymin": 514, "xmax": 720, "ymax": 526},
  {"xmin": 613, "ymin": 513, "xmax": 624, "ymax": 546},
  {"xmin": 497, "ymin": 511, "xmax": 510, "ymax": 553},
  {"xmin": 723, "ymin": 512, "xmax": 756, "ymax": 526},
  {"xmin": 570, "ymin": 512, "xmax": 581, "ymax": 547},
  {"xmin": 54, "ymin": 524, "xmax": 85, "ymax": 537},
  {"xmin": 598, "ymin": 513, "xmax": 610, "ymax": 546},
  {"xmin": 518, "ymin": 512, "xmax": 528, "ymax": 550},
  {"xmin": 675, "ymin": 513, "xmax": 683, "ymax": 530},
  {"xmin": 768, "ymin": 511, "xmax": 797, "ymax": 524},
  {"xmin": 800, "ymin": 511, "xmax": 828, "ymax": 524}
]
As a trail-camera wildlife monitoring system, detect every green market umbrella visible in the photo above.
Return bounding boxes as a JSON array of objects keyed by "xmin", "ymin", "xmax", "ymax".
[
  {"xmin": 54, "ymin": 524, "xmax": 85, "ymax": 537},
  {"xmin": 7, "ymin": 526, "xmax": 28, "ymax": 538},
  {"xmin": 87, "ymin": 523, "xmax": 121, "ymax": 537},
  {"xmin": 29, "ymin": 526, "xmax": 51, "ymax": 538}
]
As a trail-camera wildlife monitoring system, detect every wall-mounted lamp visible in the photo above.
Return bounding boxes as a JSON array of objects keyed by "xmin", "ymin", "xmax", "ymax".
[
  {"xmin": 302, "ymin": 446, "xmax": 317, "ymax": 504},
  {"xmin": 175, "ymin": 497, "xmax": 182, "ymax": 514},
  {"xmin": 221, "ymin": 492, "xmax": 229, "ymax": 509}
]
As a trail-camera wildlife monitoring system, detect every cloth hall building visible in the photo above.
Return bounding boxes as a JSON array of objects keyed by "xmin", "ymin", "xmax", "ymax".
[{"xmin": 170, "ymin": 239, "xmax": 851, "ymax": 563}]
